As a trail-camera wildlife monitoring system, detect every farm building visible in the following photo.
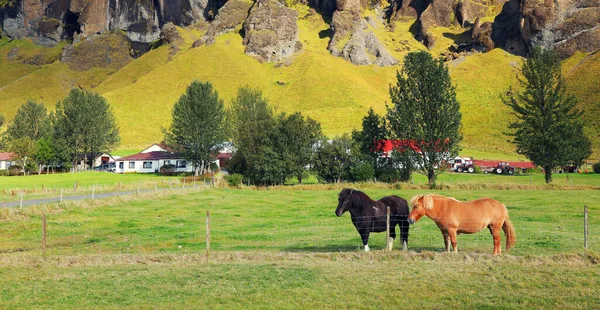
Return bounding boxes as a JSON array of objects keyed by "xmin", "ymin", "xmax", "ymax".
[
  {"xmin": 0, "ymin": 152, "xmax": 15, "ymax": 170},
  {"xmin": 115, "ymin": 143, "xmax": 194, "ymax": 174}
]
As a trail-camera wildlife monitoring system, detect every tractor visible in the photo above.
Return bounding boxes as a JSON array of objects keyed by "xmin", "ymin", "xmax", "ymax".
[{"xmin": 487, "ymin": 162, "xmax": 515, "ymax": 175}]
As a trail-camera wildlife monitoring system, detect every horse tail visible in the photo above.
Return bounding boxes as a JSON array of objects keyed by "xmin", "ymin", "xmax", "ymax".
[{"xmin": 502, "ymin": 217, "xmax": 516, "ymax": 251}]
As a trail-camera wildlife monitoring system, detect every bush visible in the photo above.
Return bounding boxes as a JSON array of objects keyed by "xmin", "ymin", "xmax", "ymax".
[
  {"xmin": 593, "ymin": 162, "xmax": 600, "ymax": 174},
  {"xmin": 224, "ymin": 173, "xmax": 243, "ymax": 187},
  {"xmin": 350, "ymin": 161, "xmax": 375, "ymax": 182},
  {"xmin": 8, "ymin": 165, "xmax": 23, "ymax": 176},
  {"xmin": 159, "ymin": 164, "xmax": 176, "ymax": 176},
  {"xmin": 0, "ymin": 170, "xmax": 8, "ymax": 176}
]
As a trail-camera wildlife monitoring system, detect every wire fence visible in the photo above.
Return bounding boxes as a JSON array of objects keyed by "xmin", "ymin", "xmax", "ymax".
[
  {"xmin": 0, "ymin": 177, "xmax": 218, "ymax": 209},
  {"xmin": 2, "ymin": 204, "xmax": 597, "ymax": 257}
]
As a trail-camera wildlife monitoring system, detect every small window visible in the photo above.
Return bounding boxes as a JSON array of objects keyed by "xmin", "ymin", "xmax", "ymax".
[
  {"xmin": 119, "ymin": 162, "xmax": 124, "ymax": 169},
  {"xmin": 143, "ymin": 162, "xmax": 152, "ymax": 169},
  {"xmin": 177, "ymin": 160, "xmax": 186, "ymax": 168},
  {"xmin": 129, "ymin": 162, "xmax": 135, "ymax": 169}
]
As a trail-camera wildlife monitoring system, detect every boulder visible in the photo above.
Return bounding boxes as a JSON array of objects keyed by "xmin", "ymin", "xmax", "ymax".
[
  {"xmin": 195, "ymin": 0, "xmax": 253, "ymax": 46},
  {"xmin": 328, "ymin": 10, "xmax": 398, "ymax": 66},
  {"xmin": 472, "ymin": 18, "xmax": 495, "ymax": 51},
  {"xmin": 243, "ymin": 0, "xmax": 302, "ymax": 63}
]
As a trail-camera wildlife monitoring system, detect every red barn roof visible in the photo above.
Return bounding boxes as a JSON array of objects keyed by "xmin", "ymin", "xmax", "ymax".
[
  {"xmin": 118, "ymin": 151, "xmax": 181, "ymax": 161},
  {"xmin": 0, "ymin": 153, "xmax": 15, "ymax": 161}
]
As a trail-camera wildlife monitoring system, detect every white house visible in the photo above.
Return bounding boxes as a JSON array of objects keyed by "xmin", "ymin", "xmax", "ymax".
[
  {"xmin": 0, "ymin": 153, "xmax": 15, "ymax": 170},
  {"xmin": 115, "ymin": 143, "xmax": 194, "ymax": 174}
]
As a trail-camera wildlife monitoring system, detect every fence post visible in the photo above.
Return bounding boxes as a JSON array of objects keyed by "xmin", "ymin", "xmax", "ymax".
[
  {"xmin": 42, "ymin": 214, "xmax": 47, "ymax": 256},
  {"xmin": 60, "ymin": 188, "xmax": 63, "ymax": 204},
  {"xmin": 206, "ymin": 210, "xmax": 211, "ymax": 252},
  {"xmin": 137, "ymin": 182, "xmax": 140, "ymax": 195},
  {"xmin": 155, "ymin": 182, "xmax": 158, "ymax": 193},
  {"xmin": 92, "ymin": 184, "xmax": 95, "ymax": 200},
  {"xmin": 20, "ymin": 191, "xmax": 24, "ymax": 209},
  {"xmin": 170, "ymin": 180, "xmax": 172, "ymax": 190},
  {"xmin": 584, "ymin": 205, "xmax": 588, "ymax": 251},
  {"xmin": 385, "ymin": 206, "xmax": 391, "ymax": 251},
  {"xmin": 182, "ymin": 178, "xmax": 185, "ymax": 189}
]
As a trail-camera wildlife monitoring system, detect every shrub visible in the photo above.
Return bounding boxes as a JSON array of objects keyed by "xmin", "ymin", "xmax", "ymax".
[
  {"xmin": 224, "ymin": 173, "xmax": 243, "ymax": 187},
  {"xmin": 350, "ymin": 161, "xmax": 375, "ymax": 182},
  {"xmin": 0, "ymin": 170, "xmax": 8, "ymax": 176},
  {"xmin": 593, "ymin": 162, "xmax": 600, "ymax": 174},
  {"xmin": 159, "ymin": 164, "xmax": 176, "ymax": 176},
  {"xmin": 8, "ymin": 165, "xmax": 23, "ymax": 176}
]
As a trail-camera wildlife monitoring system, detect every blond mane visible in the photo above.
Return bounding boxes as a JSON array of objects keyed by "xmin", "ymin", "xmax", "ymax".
[{"xmin": 410, "ymin": 194, "xmax": 460, "ymax": 210}]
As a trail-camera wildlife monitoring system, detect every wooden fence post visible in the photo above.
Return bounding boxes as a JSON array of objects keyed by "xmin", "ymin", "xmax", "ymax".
[
  {"xmin": 155, "ymin": 182, "xmax": 158, "ymax": 192},
  {"xmin": 20, "ymin": 191, "xmax": 24, "ymax": 209},
  {"xmin": 584, "ymin": 205, "xmax": 588, "ymax": 251},
  {"xmin": 385, "ymin": 206, "xmax": 391, "ymax": 251},
  {"xmin": 92, "ymin": 184, "xmax": 95, "ymax": 200},
  {"xmin": 60, "ymin": 188, "xmax": 63, "ymax": 204},
  {"xmin": 206, "ymin": 210, "xmax": 211, "ymax": 252},
  {"xmin": 42, "ymin": 214, "xmax": 47, "ymax": 256}
]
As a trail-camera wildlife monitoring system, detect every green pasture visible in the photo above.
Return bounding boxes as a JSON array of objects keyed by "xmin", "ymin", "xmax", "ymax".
[
  {"xmin": 0, "ymin": 171, "xmax": 172, "ymax": 191},
  {"xmin": 0, "ymin": 187, "xmax": 599, "ymax": 308}
]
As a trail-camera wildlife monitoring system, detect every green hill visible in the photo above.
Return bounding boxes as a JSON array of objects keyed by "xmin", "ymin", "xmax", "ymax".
[{"xmin": 0, "ymin": 7, "xmax": 598, "ymax": 160}]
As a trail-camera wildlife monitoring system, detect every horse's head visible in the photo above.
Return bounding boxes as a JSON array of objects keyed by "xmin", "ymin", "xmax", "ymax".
[
  {"xmin": 335, "ymin": 188, "xmax": 354, "ymax": 216},
  {"xmin": 408, "ymin": 194, "xmax": 433, "ymax": 225}
]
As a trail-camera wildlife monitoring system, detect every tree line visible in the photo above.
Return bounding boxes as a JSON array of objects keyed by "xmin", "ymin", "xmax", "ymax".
[
  {"xmin": 0, "ymin": 88, "xmax": 119, "ymax": 174},
  {"xmin": 0, "ymin": 47, "xmax": 592, "ymax": 184}
]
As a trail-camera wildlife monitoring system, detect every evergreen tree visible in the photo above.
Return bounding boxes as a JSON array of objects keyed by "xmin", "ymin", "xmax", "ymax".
[
  {"xmin": 387, "ymin": 51, "xmax": 462, "ymax": 185},
  {"xmin": 53, "ymin": 88, "xmax": 120, "ymax": 169},
  {"xmin": 504, "ymin": 46, "xmax": 592, "ymax": 183},
  {"xmin": 352, "ymin": 107, "xmax": 387, "ymax": 162},
  {"xmin": 163, "ymin": 80, "xmax": 227, "ymax": 176}
]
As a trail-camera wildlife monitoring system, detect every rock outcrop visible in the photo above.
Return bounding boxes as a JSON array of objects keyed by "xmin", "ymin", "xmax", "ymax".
[
  {"xmin": 1, "ymin": 0, "xmax": 216, "ymax": 50},
  {"xmin": 328, "ymin": 0, "xmax": 397, "ymax": 66},
  {"xmin": 243, "ymin": 0, "xmax": 302, "ymax": 63},
  {"xmin": 194, "ymin": 0, "xmax": 254, "ymax": 47},
  {"xmin": 470, "ymin": 0, "xmax": 600, "ymax": 58},
  {"xmin": 60, "ymin": 33, "xmax": 132, "ymax": 71}
]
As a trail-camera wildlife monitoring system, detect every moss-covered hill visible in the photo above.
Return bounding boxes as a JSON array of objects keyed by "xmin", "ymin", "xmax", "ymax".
[{"xmin": 0, "ymin": 6, "xmax": 598, "ymax": 159}]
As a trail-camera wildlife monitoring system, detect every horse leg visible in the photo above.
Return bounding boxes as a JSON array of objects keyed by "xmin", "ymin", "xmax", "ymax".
[
  {"xmin": 441, "ymin": 230, "xmax": 450, "ymax": 252},
  {"xmin": 489, "ymin": 225, "xmax": 502, "ymax": 255},
  {"xmin": 387, "ymin": 225, "xmax": 396, "ymax": 251},
  {"xmin": 360, "ymin": 230, "xmax": 370, "ymax": 252},
  {"xmin": 448, "ymin": 230, "xmax": 458, "ymax": 252},
  {"xmin": 400, "ymin": 220, "xmax": 409, "ymax": 251}
]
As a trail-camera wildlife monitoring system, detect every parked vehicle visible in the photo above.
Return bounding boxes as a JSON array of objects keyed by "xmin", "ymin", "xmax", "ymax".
[
  {"xmin": 485, "ymin": 162, "xmax": 515, "ymax": 175},
  {"xmin": 94, "ymin": 163, "xmax": 116, "ymax": 172},
  {"xmin": 449, "ymin": 157, "xmax": 476, "ymax": 173}
]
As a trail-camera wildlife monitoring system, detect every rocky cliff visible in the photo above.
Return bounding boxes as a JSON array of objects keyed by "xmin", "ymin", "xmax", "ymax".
[{"xmin": 1, "ymin": 0, "xmax": 598, "ymax": 67}]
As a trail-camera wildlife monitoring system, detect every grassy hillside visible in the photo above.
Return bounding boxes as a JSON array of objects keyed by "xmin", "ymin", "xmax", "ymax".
[{"xmin": 0, "ymin": 6, "xmax": 598, "ymax": 159}]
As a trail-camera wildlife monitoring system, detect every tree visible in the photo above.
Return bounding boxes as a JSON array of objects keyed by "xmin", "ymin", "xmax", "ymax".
[
  {"xmin": 3, "ymin": 100, "xmax": 51, "ymax": 172},
  {"xmin": 33, "ymin": 136, "xmax": 55, "ymax": 174},
  {"xmin": 163, "ymin": 80, "xmax": 227, "ymax": 176},
  {"xmin": 229, "ymin": 86, "xmax": 275, "ymax": 185},
  {"xmin": 276, "ymin": 112, "xmax": 322, "ymax": 184},
  {"xmin": 53, "ymin": 88, "xmax": 120, "ymax": 169},
  {"xmin": 387, "ymin": 51, "xmax": 462, "ymax": 185},
  {"xmin": 5, "ymin": 100, "xmax": 50, "ymax": 142},
  {"xmin": 352, "ymin": 107, "xmax": 387, "ymax": 162},
  {"xmin": 312, "ymin": 134, "xmax": 355, "ymax": 183},
  {"xmin": 504, "ymin": 46, "xmax": 592, "ymax": 183}
]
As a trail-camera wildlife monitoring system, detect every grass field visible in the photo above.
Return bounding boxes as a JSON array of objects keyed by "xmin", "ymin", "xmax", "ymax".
[{"xmin": 0, "ymin": 181, "xmax": 599, "ymax": 308}]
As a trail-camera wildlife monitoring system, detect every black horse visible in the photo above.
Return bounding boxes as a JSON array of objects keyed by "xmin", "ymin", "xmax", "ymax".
[{"xmin": 335, "ymin": 188, "xmax": 410, "ymax": 251}]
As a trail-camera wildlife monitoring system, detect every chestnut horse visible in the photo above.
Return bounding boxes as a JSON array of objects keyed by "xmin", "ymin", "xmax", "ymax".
[
  {"xmin": 336, "ymin": 188, "xmax": 410, "ymax": 251},
  {"xmin": 408, "ymin": 194, "xmax": 516, "ymax": 255}
]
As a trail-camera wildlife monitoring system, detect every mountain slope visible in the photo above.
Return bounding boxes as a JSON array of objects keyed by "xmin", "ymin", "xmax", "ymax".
[{"xmin": 0, "ymin": 6, "xmax": 598, "ymax": 159}]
